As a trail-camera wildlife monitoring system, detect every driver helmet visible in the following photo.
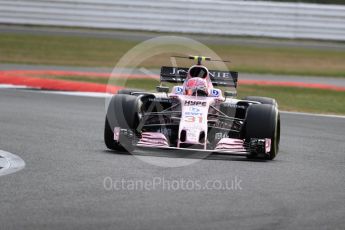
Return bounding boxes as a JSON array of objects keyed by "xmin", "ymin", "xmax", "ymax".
[{"xmin": 184, "ymin": 77, "xmax": 209, "ymax": 96}]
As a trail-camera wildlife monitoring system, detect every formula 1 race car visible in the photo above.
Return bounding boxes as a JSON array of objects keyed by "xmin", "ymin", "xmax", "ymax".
[{"xmin": 104, "ymin": 56, "xmax": 280, "ymax": 160}]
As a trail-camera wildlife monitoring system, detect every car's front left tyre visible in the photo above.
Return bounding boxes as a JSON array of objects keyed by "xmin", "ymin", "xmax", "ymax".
[{"xmin": 244, "ymin": 104, "xmax": 280, "ymax": 160}]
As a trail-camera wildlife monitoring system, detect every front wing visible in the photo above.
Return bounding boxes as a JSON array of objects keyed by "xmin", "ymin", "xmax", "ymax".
[{"xmin": 114, "ymin": 128, "xmax": 271, "ymax": 157}]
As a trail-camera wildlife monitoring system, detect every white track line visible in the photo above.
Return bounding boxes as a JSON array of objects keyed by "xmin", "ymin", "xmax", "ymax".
[
  {"xmin": 0, "ymin": 84, "xmax": 29, "ymax": 89},
  {"xmin": 40, "ymin": 90, "xmax": 112, "ymax": 98}
]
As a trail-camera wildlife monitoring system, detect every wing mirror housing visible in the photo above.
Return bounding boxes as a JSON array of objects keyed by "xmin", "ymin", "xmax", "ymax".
[{"xmin": 156, "ymin": 86, "xmax": 169, "ymax": 93}]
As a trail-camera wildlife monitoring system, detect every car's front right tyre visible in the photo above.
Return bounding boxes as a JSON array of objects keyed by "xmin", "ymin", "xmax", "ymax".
[
  {"xmin": 104, "ymin": 118, "xmax": 124, "ymax": 151},
  {"xmin": 104, "ymin": 94, "xmax": 140, "ymax": 151}
]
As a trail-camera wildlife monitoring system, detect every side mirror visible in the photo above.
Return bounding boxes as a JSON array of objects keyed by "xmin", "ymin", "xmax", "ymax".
[
  {"xmin": 224, "ymin": 91, "xmax": 237, "ymax": 98},
  {"xmin": 156, "ymin": 86, "xmax": 169, "ymax": 93}
]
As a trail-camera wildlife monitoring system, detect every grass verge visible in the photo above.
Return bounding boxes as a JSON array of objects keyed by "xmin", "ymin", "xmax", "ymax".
[
  {"xmin": 237, "ymin": 85, "xmax": 345, "ymax": 115},
  {"xmin": 1, "ymin": 33, "xmax": 345, "ymax": 77}
]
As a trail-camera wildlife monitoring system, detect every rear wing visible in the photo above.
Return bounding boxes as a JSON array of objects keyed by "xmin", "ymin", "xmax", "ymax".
[{"xmin": 160, "ymin": 66, "xmax": 238, "ymax": 88}]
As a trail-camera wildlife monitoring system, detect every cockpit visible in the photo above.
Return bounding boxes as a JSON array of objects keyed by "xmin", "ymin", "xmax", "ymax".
[{"xmin": 188, "ymin": 66, "xmax": 208, "ymax": 79}]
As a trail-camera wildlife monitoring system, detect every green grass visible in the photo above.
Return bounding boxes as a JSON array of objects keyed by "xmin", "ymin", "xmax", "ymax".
[
  {"xmin": 40, "ymin": 75, "xmax": 345, "ymax": 115},
  {"xmin": 1, "ymin": 33, "xmax": 345, "ymax": 77},
  {"xmin": 237, "ymin": 85, "xmax": 345, "ymax": 115}
]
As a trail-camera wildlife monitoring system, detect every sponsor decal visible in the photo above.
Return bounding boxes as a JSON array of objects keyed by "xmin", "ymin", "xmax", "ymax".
[
  {"xmin": 171, "ymin": 77, "xmax": 184, "ymax": 82},
  {"xmin": 213, "ymin": 120, "xmax": 233, "ymax": 129},
  {"xmin": 184, "ymin": 107, "xmax": 202, "ymax": 116},
  {"xmin": 209, "ymin": 71, "xmax": 230, "ymax": 79},
  {"xmin": 166, "ymin": 67, "xmax": 232, "ymax": 79},
  {"xmin": 215, "ymin": 133, "xmax": 223, "ymax": 140},
  {"xmin": 175, "ymin": 86, "xmax": 183, "ymax": 94},
  {"xmin": 149, "ymin": 98, "xmax": 172, "ymax": 103},
  {"xmin": 222, "ymin": 103, "xmax": 246, "ymax": 109},
  {"xmin": 211, "ymin": 89, "xmax": 220, "ymax": 97},
  {"xmin": 184, "ymin": 100, "xmax": 207, "ymax": 107},
  {"xmin": 169, "ymin": 67, "xmax": 187, "ymax": 75},
  {"xmin": 185, "ymin": 112, "xmax": 202, "ymax": 116},
  {"xmin": 215, "ymin": 132, "xmax": 228, "ymax": 140},
  {"xmin": 190, "ymin": 107, "xmax": 200, "ymax": 113}
]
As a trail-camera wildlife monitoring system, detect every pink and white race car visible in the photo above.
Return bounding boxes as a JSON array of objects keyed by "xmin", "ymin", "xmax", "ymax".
[{"xmin": 105, "ymin": 56, "xmax": 280, "ymax": 160}]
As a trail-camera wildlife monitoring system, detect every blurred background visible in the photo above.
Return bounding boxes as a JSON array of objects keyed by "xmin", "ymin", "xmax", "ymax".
[{"xmin": 0, "ymin": 0, "xmax": 344, "ymax": 114}]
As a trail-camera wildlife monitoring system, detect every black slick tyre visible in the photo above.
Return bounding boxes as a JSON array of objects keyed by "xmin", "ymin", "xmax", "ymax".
[{"xmin": 244, "ymin": 104, "xmax": 280, "ymax": 160}]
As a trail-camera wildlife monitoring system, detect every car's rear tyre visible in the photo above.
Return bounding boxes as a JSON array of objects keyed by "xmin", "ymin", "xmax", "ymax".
[
  {"xmin": 104, "ymin": 94, "xmax": 140, "ymax": 151},
  {"xmin": 243, "ymin": 96, "xmax": 277, "ymax": 107},
  {"xmin": 244, "ymin": 104, "xmax": 280, "ymax": 160}
]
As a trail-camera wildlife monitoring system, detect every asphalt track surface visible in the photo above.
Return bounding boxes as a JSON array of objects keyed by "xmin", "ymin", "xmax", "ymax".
[{"xmin": 0, "ymin": 88, "xmax": 344, "ymax": 230}]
